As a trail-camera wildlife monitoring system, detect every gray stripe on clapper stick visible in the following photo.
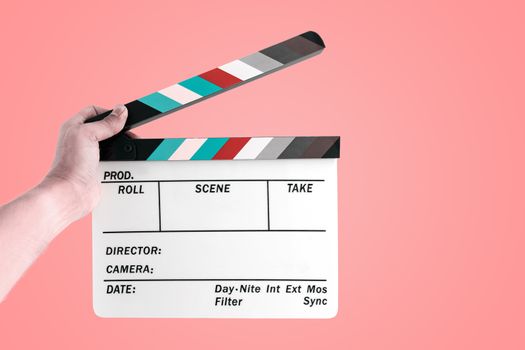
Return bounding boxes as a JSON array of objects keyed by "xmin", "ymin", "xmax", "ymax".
[
  {"xmin": 240, "ymin": 52, "xmax": 283, "ymax": 73},
  {"xmin": 256, "ymin": 137, "xmax": 295, "ymax": 159},
  {"xmin": 278, "ymin": 137, "xmax": 317, "ymax": 159}
]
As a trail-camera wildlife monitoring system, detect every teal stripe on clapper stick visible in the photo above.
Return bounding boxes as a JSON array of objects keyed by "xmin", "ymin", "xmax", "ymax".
[
  {"xmin": 191, "ymin": 138, "xmax": 229, "ymax": 160},
  {"xmin": 139, "ymin": 92, "xmax": 181, "ymax": 112},
  {"xmin": 179, "ymin": 76, "xmax": 222, "ymax": 96},
  {"xmin": 147, "ymin": 138, "xmax": 185, "ymax": 160}
]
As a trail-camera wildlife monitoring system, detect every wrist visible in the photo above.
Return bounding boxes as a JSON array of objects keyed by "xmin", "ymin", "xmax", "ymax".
[{"xmin": 34, "ymin": 176, "xmax": 85, "ymax": 235}]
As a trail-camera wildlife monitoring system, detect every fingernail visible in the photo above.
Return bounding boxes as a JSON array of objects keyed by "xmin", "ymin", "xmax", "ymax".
[{"xmin": 113, "ymin": 104, "xmax": 126, "ymax": 116}]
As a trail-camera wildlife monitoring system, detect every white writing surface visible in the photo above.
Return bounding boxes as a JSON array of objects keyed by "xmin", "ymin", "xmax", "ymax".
[{"xmin": 92, "ymin": 159, "xmax": 338, "ymax": 318}]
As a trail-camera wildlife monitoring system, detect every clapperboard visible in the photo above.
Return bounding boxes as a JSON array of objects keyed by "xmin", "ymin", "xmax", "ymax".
[{"xmin": 89, "ymin": 31, "xmax": 340, "ymax": 318}]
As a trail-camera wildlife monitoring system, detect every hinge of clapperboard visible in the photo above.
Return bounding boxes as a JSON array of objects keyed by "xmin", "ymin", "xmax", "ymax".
[{"xmin": 86, "ymin": 31, "xmax": 340, "ymax": 161}]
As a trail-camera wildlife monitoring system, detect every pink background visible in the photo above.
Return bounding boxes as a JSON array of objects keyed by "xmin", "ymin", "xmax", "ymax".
[{"xmin": 0, "ymin": 1, "xmax": 524, "ymax": 349}]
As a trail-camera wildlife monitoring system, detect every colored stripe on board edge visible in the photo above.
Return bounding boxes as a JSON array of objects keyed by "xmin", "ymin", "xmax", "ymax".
[{"xmin": 105, "ymin": 136, "xmax": 340, "ymax": 161}]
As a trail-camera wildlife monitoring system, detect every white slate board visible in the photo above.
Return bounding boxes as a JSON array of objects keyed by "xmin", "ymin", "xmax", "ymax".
[{"xmin": 92, "ymin": 158, "xmax": 338, "ymax": 318}]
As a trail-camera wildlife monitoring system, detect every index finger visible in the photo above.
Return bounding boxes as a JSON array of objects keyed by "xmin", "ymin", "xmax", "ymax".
[{"xmin": 69, "ymin": 105, "xmax": 108, "ymax": 126}]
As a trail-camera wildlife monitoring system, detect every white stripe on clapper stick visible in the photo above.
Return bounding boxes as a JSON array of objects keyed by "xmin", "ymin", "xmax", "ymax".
[
  {"xmin": 159, "ymin": 84, "xmax": 202, "ymax": 105},
  {"xmin": 219, "ymin": 60, "xmax": 263, "ymax": 81},
  {"xmin": 168, "ymin": 138, "xmax": 207, "ymax": 160},
  {"xmin": 234, "ymin": 137, "xmax": 273, "ymax": 159}
]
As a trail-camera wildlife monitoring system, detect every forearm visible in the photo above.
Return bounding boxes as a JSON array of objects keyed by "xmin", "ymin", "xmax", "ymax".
[
  {"xmin": 0, "ymin": 104, "xmax": 126, "ymax": 302},
  {"xmin": 0, "ymin": 179, "xmax": 81, "ymax": 301}
]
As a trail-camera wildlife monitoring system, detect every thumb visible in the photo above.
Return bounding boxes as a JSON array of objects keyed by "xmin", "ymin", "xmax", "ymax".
[{"xmin": 83, "ymin": 104, "xmax": 128, "ymax": 141}]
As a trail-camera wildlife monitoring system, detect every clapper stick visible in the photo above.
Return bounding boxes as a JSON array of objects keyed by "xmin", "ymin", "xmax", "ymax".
[
  {"xmin": 86, "ymin": 31, "xmax": 326, "ymax": 160},
  {"xmin": 87, "ymin": 31, "xmax": 324, "ymax": 129}
]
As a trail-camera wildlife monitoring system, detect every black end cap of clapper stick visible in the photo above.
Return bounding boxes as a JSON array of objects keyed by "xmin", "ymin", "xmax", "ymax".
[
  {"xmin": 99, "ymin": 134, "xmax": 165, "ymax": 161},
  {"xmin": 99, "ymin": 133, "xmax": 136, "ymax": 160},
  {"xmin": 322, "ymin": 137, "xmax": 340, "ymax": 158},
  {"xmin": 261, "ymin": 31, "xmax": 325, "ymax": 65},
  {"xmin": 301, "ymin": 31, "xmax": 325, "ymax": 48}
]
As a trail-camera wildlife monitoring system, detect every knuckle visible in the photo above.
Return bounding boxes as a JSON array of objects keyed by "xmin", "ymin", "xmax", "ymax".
[{"xmin": 104, "ymin": 115, "xmax": 122, "ymax": 132}]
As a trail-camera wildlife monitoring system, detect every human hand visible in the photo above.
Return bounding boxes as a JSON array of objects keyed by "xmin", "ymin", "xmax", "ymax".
[
  {"xmin": 0, "ymin": 105, "xmax": 128, "ymax": 301},
  {"xmin": 43, "ymin": 105, "xmax": 128, "ymax": 221}
]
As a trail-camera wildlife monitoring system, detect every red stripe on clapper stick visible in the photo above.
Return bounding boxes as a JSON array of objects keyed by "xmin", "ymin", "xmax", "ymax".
[
  {"xmin": 213, "ymin": 137, "xmax": 251, "ymax": 159},
  {"xmin": 199, "ymin": 68, "xmax": 242, "ymax": 88}
]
